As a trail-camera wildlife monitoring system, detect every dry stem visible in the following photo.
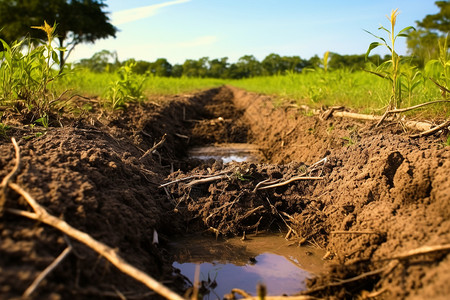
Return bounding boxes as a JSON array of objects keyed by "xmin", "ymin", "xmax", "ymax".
[
  {"xmin": 23, "ymin": 246, "xmax": 72, "ymax": 297},
  {"xmin": 375, "ymin": 100, "xmax": 450, "ymax": 127},
  {"xmin": 410, "ymin": 118, "xmax": 450, "ymax": 138},
  {"xmin": 256, "ymin": 176, "xmax": 323, "ymax": 191},
  {"xmin": 140, "ymin": 133, "xmax": 167, "ymax": 160}
]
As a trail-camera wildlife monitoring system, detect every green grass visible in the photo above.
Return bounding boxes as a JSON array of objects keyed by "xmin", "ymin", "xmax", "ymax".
[
  {"xmin": 229, "ymin": 69, "xmax": 449, "ymax": 118},
  {"xmin": 58, "ymin": 68, "xmax": 226, "ymax": 98}
]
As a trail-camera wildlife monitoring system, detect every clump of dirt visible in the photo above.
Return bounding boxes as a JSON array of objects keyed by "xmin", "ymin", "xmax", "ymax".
[{"xmin": 0, "ymin": 85, "xmax": 449, "ymax": 299}]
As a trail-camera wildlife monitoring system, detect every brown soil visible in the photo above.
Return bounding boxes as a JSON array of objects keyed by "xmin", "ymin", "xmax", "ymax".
[{"xmin": 0, "ymin": 86, "xmax": 449, "ymax": 299}]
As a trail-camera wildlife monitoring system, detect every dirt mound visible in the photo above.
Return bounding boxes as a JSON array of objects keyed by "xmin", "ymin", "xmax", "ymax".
[{"xmin": 0, "ymin": 86, "xmax": 449, "ymax": 299}]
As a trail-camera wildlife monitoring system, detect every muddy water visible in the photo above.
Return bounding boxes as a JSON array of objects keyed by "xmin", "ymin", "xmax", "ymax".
[
  {"xmin": 188, "ymin": 143, "xmax": 262, "ymax": 163},
  {"xmin": 169, "ymin": 234, "xmax": 325, "ymax": 298}
]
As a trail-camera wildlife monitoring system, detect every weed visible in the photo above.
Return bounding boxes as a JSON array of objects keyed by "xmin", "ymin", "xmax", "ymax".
[
  {"xmin": 342, "ymin": 136, "xmax": 354, "ymax": 146},
  {"xmin": 326, "ymin": 124, "xmax": 335, "ymax": 135},
  {"xmin": 0, "ymin": 21, "xmax": 67, "ymax": 121},
  {"xmin": 365, "ymin": 8, "xmax": 415, "ymax": 110},
  {"xmin": 425, "ymin": 35, "xmax": 450, "ymax": 97},
  {"xmin": 104, "ymin": 61, "xmax": 147, "ymax": 110},
  {"xmin": 0, "ymin": 122, "xmax": 10, "ymax": 137},
  {"xmin": 444, "ymin": 135, "xmax": 450, "ymax": 147},
  {"xmin": 35, "ymin": 113, "xmax": 49, "ymax": 128}
]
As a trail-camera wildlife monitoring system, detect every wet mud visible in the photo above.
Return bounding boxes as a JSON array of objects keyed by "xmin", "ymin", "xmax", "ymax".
[{"xmin": 0, "ymin": 86, "xmax": 449, "ymax": 299}]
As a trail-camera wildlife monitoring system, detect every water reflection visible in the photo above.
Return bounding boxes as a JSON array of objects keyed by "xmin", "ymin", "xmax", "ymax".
[{"xmin": 170, "ymin": 234, "xmax": 325, "ymax": 298}]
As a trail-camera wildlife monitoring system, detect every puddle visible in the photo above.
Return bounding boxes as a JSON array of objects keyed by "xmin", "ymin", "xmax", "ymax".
[
  {"xmin": 169, "ymin": 234, "xmax": 325, "ymax": 298},
  {"xmin": 188, "ymin": 143, "xmax": 261, "ymax": 163}
]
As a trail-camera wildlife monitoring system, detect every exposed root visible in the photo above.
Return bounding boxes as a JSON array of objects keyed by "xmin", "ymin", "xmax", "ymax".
[
  {"xmin": 23, "ymin": 246, "xmax": 73, "ymax": 298},
  {"xmin": 140, "ymin": 133, "xmax": 167, "ymax": 160}
]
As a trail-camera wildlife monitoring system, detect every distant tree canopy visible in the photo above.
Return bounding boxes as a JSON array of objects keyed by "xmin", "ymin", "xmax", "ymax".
[
  {"xmin": 76, "ymin": 51, "xmax": 386, "ymax": 79},
  {"xmin": 0, "ymin": 0, "xmax": 117, "ymax": 68},
  {"xmin": 407, "ymin": 0, "xmax": 450, "ymax": 67}
]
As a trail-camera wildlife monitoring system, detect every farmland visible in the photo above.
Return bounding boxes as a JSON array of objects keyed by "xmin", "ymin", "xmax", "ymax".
[{"xmin": 1, "ymin": 13, "xmax": 450, "ymax": 300}]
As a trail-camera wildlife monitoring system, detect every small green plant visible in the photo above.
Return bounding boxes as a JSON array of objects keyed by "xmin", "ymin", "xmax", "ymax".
[
  {"xmin": 425, "ymin": 35, "xmax": 450, "ymax": 97},
  {"xmin": 104, "ymin": 61, "xmax": 147, "ymax": 110},
  {"xmin": 342, "ymin": 136, "xmax": 354, "ymax": 146},
  {"xmin": 0, "ymin": 21, "xmax": 67, "ymax": 121},
  {"xmin": 0, "ymin": 122, "xmax": 10, "ymax": 137},
  {"xmin": 365, "ymin": 9, "xmax": 415, "ymax": 110},
  {"xmin": 444, "ymin": 135, "xmax": 450, "ymax": 146},
  {"xmin": 35, "ymin": 112, "xmax": 49, "ymax": 128},
  {"xmin": 400, "ymin": 63, "xmax": 423, "ymax": 107}
]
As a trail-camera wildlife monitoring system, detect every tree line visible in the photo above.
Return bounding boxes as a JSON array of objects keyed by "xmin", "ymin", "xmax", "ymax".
[{"xmin": 75, "ymin": 50, "xmax": 389, "ymax": 79}]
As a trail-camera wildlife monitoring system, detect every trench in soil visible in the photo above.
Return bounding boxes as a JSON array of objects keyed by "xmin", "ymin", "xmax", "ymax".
[
  {"xmin": 166, "ymin": 87, "xmax": 328, "ymax": 297},
  {"xmin": 1, "ymin": 85, "xmax": 448, "ymax": 299}
]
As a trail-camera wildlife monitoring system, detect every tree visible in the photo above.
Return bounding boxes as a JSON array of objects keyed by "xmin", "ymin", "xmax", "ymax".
[
  {"xmin": 77, "ymin": 50, "xmax": 120, "ymax": 72},
  {"xmin": 150, "ymin": 58, "xmax": 172, "ymax": 77},
  {"xmin": 208, "ymin": 57, "xmax": 229, "ymax": 78},
  {"xmin": 407, "ymin": 1, "xmax": 450, "ymax": 66},
  {"xmin": 0, "ymin": 0, "xmax": 117, "ymax": 69},
  {"xmin": 182, "ymin": 57, "xmax": 208, "ymax": 77},
  {"xmin": 235, "ymin": 55, "xmax": 263, "ymax": 78},
  {"xmin": 417, "ymin": 1, "xmax": 450, "ymax": 33}
]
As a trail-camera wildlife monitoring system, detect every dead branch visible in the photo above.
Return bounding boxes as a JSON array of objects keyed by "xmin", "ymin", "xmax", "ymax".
[
  {"xmin": 266, "ymin": 197, "xmax": 299, "ymax": 238},
  {"xmin": 252, "ymin": 178, "xmax": 279, "ymax": 192},
  {"xmin": 239, "ymin": 205, "xmax": 264, "ymax": 220},
  {"xmin": 376, "ymin": 100, "xmax": 450, "ymax": 127},
  {"xmin": 185, "ymin": 174, "xmax": 229, "ymax": 187},
  {"xmin": 159, "ymin": 170, "xmax": 231, "ymax": 188},
  {"xmin": 140, "ymin": 133, "xmax": 167, "ymax": 160},
  {"xmin": 386, "ymin": 243, "xmax": 450, "ymax": 261},
  {"xmin": 410, "ymin": 118, "xmax": 450, "ymax": 138},
  {"xmin": 23, "ymin": 246, "xmax": 73, "ymax": 298},
  {"xmin": 256, "ymin": 176, "xmax": 323, "ymax": 191}
]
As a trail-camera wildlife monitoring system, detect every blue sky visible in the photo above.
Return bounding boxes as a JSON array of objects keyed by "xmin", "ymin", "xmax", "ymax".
[{"xmin": 67, "ymin": 0, "xmax": 439, "ymax": 64}]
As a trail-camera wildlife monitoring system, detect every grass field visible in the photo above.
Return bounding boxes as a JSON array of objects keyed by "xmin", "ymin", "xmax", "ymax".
[{"xmin": 53, "ymin": 67, "xmax": 449, "ymax": 119}]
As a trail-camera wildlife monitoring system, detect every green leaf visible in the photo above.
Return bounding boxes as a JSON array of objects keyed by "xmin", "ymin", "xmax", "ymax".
[
  {"xmin": 365, "ymin": 42, "xmax": 384, "ymax": 59},
  {"xmin": 378, "ymin": 25, "xmax": 391, "ymax": 35},
  {"xmin": 51, "ymin": 50, "xmax": 60, "ymax": 64},
  {"xmin": 397, "ymin": 26, "xmax": 415, "ymax": 37}
]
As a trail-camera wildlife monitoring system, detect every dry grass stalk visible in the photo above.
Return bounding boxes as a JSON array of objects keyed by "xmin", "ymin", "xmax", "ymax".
[
  {"xmin": 23, "ymin": 246, "xmax": 72, "ymax": 297},
  {"xmin": 140, "ymin": 133, "xmax": 167, "ymax": 160}
]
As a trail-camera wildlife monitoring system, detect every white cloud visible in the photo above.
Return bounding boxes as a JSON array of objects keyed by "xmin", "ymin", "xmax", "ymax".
[
  {"xmin": 176, "ymin": 35, "xmax": 218, "ymax": 48},
  {"xmin": 111, "ymin": 0, "xmax": 190, "ymax": 26}
]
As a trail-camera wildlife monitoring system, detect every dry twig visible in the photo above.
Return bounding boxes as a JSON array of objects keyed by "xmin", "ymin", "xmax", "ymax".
[
  {"xmin": 375, "ymin": 100, "xmax": 450, "ymax": 127},
  {"xmin": 185, "ymin": 174, "xmax": 229, "ymax": 187},
  {"xmin": 140, "ymin": 133, "xmax": 167, "ymax": 160},
  {"xmin": 255, "ymin": 176, "xmax": 323, "ymax": 191},
  {"xmin": 23, "ymin": 246, "xmax": 73, "ymax": 297},
  {"xmin": 410, "ymin": 118, "xmax": 450, "ymax": 138}
]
